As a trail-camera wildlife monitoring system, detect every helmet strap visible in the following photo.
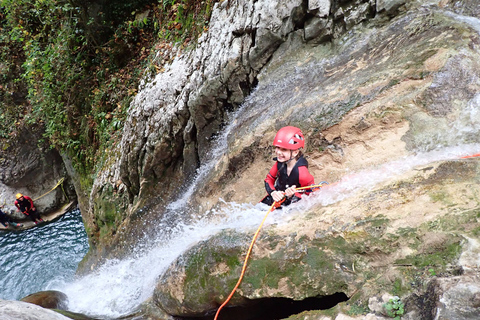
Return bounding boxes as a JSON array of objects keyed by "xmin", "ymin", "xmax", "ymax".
[{"xmin": 286, "ymin": 150, "xmax": 299, "ymax": 163}]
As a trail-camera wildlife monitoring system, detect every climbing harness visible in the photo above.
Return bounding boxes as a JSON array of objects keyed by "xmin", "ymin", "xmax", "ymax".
[{"xmin": 214, "ymin": 182, "xmax": 328, "ymax": 319}]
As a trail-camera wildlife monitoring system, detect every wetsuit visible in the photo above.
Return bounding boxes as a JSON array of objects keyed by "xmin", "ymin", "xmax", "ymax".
[
  {"xmin": 0, "ymin": 209, "xmax": 12, "ymax": 227},
  {"xmin": 261, "ymin": 155, "xmax": 315, "ymax": 206},
  {"xmin": 0, "ymin": 209, "xmax": 21, "ymax": 228},
  {"xmin": 15, "ymin": 195, "xmax": 41, "ymax": 223}
]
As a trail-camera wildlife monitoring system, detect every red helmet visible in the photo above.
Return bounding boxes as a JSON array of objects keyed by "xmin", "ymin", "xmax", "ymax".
[{"xmin": 273, "ymin": 126, "xmax": 305, "ymax": 150}]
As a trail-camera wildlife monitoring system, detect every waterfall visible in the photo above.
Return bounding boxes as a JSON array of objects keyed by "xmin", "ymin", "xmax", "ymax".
[
  {"xmin": 57, "ymin": 98, "xmax": 270, "ymax": 317},
  {"xmin": 56, "ymin": 9, "xmax": 480, "ymax": 318},
  {"xmin": 56, "ymin": 92, "xmax": 480, "ymax": 318}
]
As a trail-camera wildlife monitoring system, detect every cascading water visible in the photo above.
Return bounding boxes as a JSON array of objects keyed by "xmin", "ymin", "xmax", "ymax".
[
  {"xmin": 56, "ymin": 93, "xmax": 480, "ymax": 318},
  {"xmin": 4, "ymin": 8, "xmax": 480, "ymax": 318}
]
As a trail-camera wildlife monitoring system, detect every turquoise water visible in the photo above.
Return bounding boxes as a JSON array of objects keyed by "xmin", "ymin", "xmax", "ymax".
[{"xmin": 0, "ymin": 209, "xmax": 89, "ymax": 301}]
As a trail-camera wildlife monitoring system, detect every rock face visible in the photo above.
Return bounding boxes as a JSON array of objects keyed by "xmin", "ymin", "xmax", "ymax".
[
  {"xmin": 152, "ymin": 159, "xmax": 480, "ymax": 319},
  {"xmin": 0, "ymin": 299, "xmax": 71, "ymax": 320},
  {"xmin": 20, "ymin": 290, "xmax": 68, "ymax": 310},
  {"xmin": 146, "ymin": 1, "xmax": 480, "ymax": 319},
  {"xmin": 78, "ymin": 0, "xmax": 480, "ymax": 319},
  {"xmin": 83, "ymin": 0, "xmax": 409, "ymax": 263},
  {"xmin": 0, "ymin": 126, "xmax": 75, "ymax": 219},
  {"xmin": 435, "ymin": 274, "xmax": 480, "ymax": 320}
]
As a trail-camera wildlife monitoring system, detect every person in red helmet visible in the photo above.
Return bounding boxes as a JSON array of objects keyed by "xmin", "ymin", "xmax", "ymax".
[
  {"xmin": 15, "ymin": 193, "xmax": 43, "ymax": 224},
  {"xmin": 261, "ymin": 126, "xmax": 315, "ymax": 206}
]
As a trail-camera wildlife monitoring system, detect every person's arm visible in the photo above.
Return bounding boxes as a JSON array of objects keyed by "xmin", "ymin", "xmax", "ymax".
[
  {"xmin": 25, "ymin": 196, "xmax": 35, "ymax": 210},
  {"xmin": 292, "ymin": 167, "xmax": 315, "ymax": 199},
  {"xmin": 264, "ymin": 164, "xmax": 278, "ymax": 195},
  {"xmin": 265, "ymin": 164, "xmax": 287, "ymax": 202}
]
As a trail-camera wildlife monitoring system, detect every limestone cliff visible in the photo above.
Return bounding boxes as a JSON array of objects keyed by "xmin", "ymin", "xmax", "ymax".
[
  {"xmin": 77, "ymin": 0, "xmax": 480, "ymax": 319},
  {"xmin": 82, "ymin": 0, "xmax": 415, "ymax": 264},
  {"xmin": 0, "ymin": 125, "xmax": 76, "ymax": 219}
]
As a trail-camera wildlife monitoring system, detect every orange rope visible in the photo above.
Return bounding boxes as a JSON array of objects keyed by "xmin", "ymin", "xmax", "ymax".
[
  {"xmin": 214, "ymin": 151, "xmax": 480, "ymax": 318},
  {"xmin": 294, "ymin": 182, "xmax": 329, "ymax": 191},
  {"xmin": 213, "ymin": 184, "xmax": 329, "ymax": 319},
  {"xmin": 214, "ymin": 201, "xmax": 278, "ymax": 320},
  {"xmin": 461, "ymin": 153, "xmax": 480, "ymax": 159}
]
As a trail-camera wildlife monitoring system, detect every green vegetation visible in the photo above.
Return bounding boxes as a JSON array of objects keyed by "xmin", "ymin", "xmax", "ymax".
[
  {"xmin": 383, "ymin": 296, "xmax": 405, "ymax": 319},
  {"xmin": 0, "ymin": 0, "xmax": 218, "ymax": 244},
  {"xmin": 0, "ymin": 0, "xmax": 217, "ymax": 177},
  {"xmin": 346, "ymin": 302, "xmax": 370, "ymax": 316}
]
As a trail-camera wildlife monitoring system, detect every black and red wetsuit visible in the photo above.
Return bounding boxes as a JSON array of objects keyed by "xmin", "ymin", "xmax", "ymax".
[
  {"xmin": 15, "ymin": 195, "xmax": 41, "ymax": 222},
  {"xmin": 261, "ymin": 155, "xmax": 315, "ymax": 206},
  {"xmin": 0, "ymin": 209, "xmax": 12, "ymax": 227}
]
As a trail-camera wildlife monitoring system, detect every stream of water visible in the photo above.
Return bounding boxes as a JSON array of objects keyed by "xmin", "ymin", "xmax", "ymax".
[
  {"xmin": 52, "ymin": 144, "xmax": 480, "ymax": 319},
  {"xmin": 59, "ymin": 90, "xmax": 480, "ymax": 317},
  {"xmin": 1, "ymin": 118, "xmax": 479, "ymax": 319},
  {"xmin": 58, "ymin": 89, "xmax": 480, "ymax": 318},
  {"xmin": 2, "ymin": 142, "xmax": 479, "ymax": 318},
  {"xmin": 2, "ymin": 10, "xmax": 480, "ymax": 318},
  {"xmin": 1, "ymin": 95, "xmax": 479, "ymax": 320}
]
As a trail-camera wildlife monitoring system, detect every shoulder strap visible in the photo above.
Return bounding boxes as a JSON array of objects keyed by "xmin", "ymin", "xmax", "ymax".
[{"xmin": 295, "ymin": 155, "xmax": 309, "ymax": 168}]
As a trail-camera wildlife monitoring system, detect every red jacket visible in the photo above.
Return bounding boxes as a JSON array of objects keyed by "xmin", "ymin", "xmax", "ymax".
[
  {"xmin": 264, "ymin": 156, "xmax": 315, "ymax": 201},
  {"xmin": 15, "ymin": 195, "xmax": 35, "ymax": 213}
]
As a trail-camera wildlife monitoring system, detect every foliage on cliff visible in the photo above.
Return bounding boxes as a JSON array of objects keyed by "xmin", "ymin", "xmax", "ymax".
[{"xmin": 0, "ymin": 0, "xmax": 216, "ymax": 177}]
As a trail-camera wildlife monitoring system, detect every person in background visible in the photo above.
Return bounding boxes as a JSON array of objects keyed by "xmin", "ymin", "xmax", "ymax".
[
  {"xmin": 15, "ymin": 193, "xmax": 43, "ymax": 224},
  {"xmin": 261, "ymin": 126, "xmax": 315, "ymax": 206},
  {"xmin": 0, "ymin": 207, "xmax": 22, "ymax": 228}
]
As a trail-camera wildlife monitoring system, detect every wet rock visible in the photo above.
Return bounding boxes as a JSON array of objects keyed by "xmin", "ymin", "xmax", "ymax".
[
  {"xmin": 78, "ymin": 0, "xmax": 480, "ymax": 318},
  {"xmin": 55, "ymin": 309, "xmax": 100, "ymax": 320},
  {"xmin": 0, "ymin": 126, "xmax": 75, "ymax": 218},
  {"xmin": 435, "ymin": 274, "xmax": 480, "ymax": 320},
  {"xmin": 20, "ymin": 290, "xmax": 68, "ymax": 310},
  {"xmin": 0, "ymin": 299, "xmax": 70, "ymax": 320},
  {"xmin": 377, "ymin": 0, "xmax": 407, "ymax": 15},
  {"xmin": 83, "ymin": 0, "xmax": 389, "ymax": 264},
  {"xmin": 153, "ymin": 156, "xmax": 480, "ymax": 318}
]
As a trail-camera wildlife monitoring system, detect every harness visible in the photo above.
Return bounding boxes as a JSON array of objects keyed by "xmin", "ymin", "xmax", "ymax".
[{"xmin": 274, "ymin": 156, "xmax": 308, "ymax": 191}]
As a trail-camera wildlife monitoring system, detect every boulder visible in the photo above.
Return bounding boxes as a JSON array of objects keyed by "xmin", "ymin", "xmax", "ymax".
[
  {"xmin": 20, "ymin": 290, "xmax": 68, "ymax": 310},
  {"xmin": 0, "ymin": 299, "xmax": 70, "ymax": 320}
]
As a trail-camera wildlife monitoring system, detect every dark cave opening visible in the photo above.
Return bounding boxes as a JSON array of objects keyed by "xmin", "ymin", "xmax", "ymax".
[{"xmin": 176, "ymin": 292, "xmax": 349, "ymax": 320}]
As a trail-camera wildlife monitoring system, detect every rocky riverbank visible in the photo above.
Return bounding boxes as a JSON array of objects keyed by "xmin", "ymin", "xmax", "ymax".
[{"xmin": 3, "ymin": 0, "xmax": 480, "ymax": 319}]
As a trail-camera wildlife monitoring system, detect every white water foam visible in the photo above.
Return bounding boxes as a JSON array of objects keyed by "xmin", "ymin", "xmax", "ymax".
[
  {"xmin": 55, "ymin": 140, "xmax": 480, "ymax": 318},
  {"xmin": 57, "ymin": 32, "xmax": 480, "ymax": 317},
  {"xmin": 59, "ymin": 202, "xmax": 269, "ymax": 317}
]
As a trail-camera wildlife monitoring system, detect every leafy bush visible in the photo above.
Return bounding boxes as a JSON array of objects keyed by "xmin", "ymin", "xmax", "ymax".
[
  {"xmin": 383, "ymin": 296, "xmax": 405, "ymax": 319},
  {"xmin": 0, "ymin": 0, "xmax": 217, "ymax": 178}
]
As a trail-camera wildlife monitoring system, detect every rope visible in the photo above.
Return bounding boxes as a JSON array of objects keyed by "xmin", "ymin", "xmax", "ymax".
[
  {"xmin": 214, "ymin": 183, "xmax": 329, "ymax": 319},
  {"xmin": 33, "ymin": 177, "xmax": 66, "ymax": 201},
  {"xmin": 461, "ymin": 153, "xmax": 480, "ymax": 159},
  {"xmin": 214, "ymin": 151, "xmax": 480, "ymax": 318},
  {"xmin": 295, "ymin": 181, "xmax": 329, "ymax": 191},
  {"xmin": 60, "ymin": 181, "xmax": 69, "ymax": 202},
  {"xmin": 214, "ymin": 201, "xmax": 279, "ymax": 320}
]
